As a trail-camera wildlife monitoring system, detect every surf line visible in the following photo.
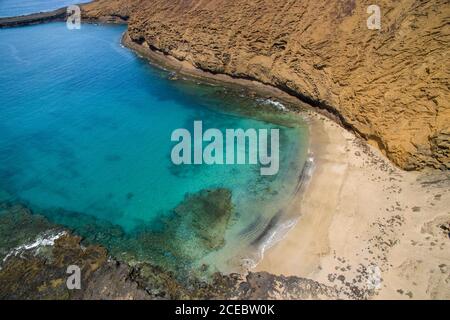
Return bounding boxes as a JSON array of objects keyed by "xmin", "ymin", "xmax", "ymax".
[{"xmin": 171, "ymin": 120, "xmax": 280, "ymax": 175}]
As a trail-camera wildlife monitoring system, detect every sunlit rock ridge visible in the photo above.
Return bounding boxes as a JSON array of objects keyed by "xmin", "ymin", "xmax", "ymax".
[{"xmin": 82, "ymin": 0, "xmax": 450, "ymax": 170}]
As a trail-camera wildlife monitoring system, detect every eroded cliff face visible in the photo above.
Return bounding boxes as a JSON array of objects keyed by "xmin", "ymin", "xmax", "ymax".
[{"xmin": 83, "ymin": 0, "xmax": 450, "ymax": 170}]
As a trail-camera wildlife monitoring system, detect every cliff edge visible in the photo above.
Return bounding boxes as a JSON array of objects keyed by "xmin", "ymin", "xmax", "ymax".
[{"xmin": 83, "ymin": 0, "xmax": 450, "ymax": 170}]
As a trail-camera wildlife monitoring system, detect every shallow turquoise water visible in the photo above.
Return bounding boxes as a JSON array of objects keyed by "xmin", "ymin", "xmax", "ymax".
[
  {"xmin": 0, "ymin": 23, "xmax": 308, "ymax": 273},
  {"xmin": 0, "ymin": 0, "xmax": 90, "ymax": 17}
]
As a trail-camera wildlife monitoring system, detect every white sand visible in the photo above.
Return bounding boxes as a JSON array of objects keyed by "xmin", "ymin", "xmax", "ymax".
[{"xmin": 255, "ymin": 112, "xmax": 450, "ymax": 300}]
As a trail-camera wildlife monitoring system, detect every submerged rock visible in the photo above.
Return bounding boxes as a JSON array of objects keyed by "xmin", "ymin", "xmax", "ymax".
[
  {"xmin": 1, "ymin": 188, "xmax": 235, "ymax": 277},
  {"xmin": 0, "ymin": 203, "xmax": 60, "ymax": 261},
  {"xmin": 173, "ymin": 188, "xmax": 233, "ymax": 250},
  {"xmin": 0, "ymin": 202, "xmax": 344, "ymax": 299},
  {"xmin": 168, "ymin": 72, "xmax": 179, "ymax": 80},
  {"xmin": 0, "ymin": 233, "xmax": 146, "ymax": 300}
]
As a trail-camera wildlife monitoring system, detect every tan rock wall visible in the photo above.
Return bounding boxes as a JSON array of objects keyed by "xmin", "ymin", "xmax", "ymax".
[{"xmin": 84, "ymin": 0, "xmax": 450, "ymax": 170}]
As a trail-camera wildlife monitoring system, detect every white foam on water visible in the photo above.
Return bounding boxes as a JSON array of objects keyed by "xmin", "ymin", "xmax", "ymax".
[
  {"xmin": 257, "ymin": 98, "xmax": 288, "ymax": 111},
  {"xmin": 243, "ymin": 154, "xmax": 315, "ymax": 270},
  {"xmin": 2, "ymin": 230, "xmax": 67, "ymax": 264}
]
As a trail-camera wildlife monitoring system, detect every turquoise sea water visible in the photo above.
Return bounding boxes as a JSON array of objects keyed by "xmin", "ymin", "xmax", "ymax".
[
  {"xmin": 0, "ymin": 23, "xmax": 308, "ymax": 274},
  {"xmin": 0, "ymin": 0, "xmax": 90, "ymax": 17}
]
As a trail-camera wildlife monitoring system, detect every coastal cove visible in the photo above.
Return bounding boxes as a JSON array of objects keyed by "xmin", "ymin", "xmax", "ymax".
[
  {"xmin": 0, "ymin": 2, "xmax": 449, "ymax": 300},
  {"xmin": 0, "ymin": 22, "xmax": 310, "ymax": 276},
  {"xmin": 75, "ymin": 13, "xmax": 450, "ymax": 300}
]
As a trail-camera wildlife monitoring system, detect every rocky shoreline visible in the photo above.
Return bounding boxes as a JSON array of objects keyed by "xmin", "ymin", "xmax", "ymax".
[{"xmin": 0, "ymin": 203, "xmax": 341, "ymax": 300}]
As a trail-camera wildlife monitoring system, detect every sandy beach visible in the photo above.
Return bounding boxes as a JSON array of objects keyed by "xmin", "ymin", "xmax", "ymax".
[{"xmin": 255, "ymin": 112, "xmax": 450, "ymax": 299}]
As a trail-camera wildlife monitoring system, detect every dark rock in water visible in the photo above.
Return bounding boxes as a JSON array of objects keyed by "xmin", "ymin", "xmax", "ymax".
[
  {"xmin": 174, "ymin": 188, "xmax": 233, "ymax": 250},
  {"xmin": 111, "ymin": 188, "xmax": 234, "ymax": 272},
  {"xmin": 0, "ymin": 233, "xmax": 146, "ymax": 300},
  {"xmin": 0, "ymin": 202, "xmax": 341, "ymax": 299},
  {"xmin": 0, "ymin": 189, "xmax": 235, "ymax": 280},
  {"xmin": 168, "ymin": 72, "xmax": 179, "ymax": 81},
  {"xmin": 0, "ymin": 203, "xmax": 59, "ymax": 261},
  {"xmin": 0, "ymin": 232, "xmax": 102, "ymax": 299},
  {"xmin": 126, "ymin": 192, "xmax": 134, "ymax": 200}
]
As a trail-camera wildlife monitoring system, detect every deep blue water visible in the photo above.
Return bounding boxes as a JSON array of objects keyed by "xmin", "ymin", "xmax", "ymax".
[
  {"xmin": 0, "ymin": 23, "xmax": 308, "ymax": 272},
  {"xmin": 0, "ymin": 0, "xmax": 90, "ymax": 17}
]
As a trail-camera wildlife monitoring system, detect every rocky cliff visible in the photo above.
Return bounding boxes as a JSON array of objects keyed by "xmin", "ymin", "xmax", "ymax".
[{"xmin": 83, "ymin": 0, "xmax": 450, "ymax": 170}]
